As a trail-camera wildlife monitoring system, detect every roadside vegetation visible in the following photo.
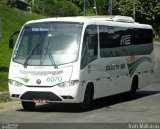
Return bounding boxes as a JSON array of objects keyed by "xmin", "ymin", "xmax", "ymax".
[
  {"xmin": 154, "ymin": 38, "xmax": 160, "ymax": 43},
  {"xmin": 0, "ymin": 5, "xmax": 46, "ymax": 91}
]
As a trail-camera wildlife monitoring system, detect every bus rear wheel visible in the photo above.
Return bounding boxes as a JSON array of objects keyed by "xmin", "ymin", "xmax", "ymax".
[
  {"xmin": 128, "ymin": 76, "xmax": 138, "ymax": 99},
  {"xmin": 21, "ymin": 101, "xmax": 35, "ymax": 111}
]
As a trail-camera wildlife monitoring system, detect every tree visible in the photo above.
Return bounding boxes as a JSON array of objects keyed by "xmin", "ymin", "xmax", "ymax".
[
  {"xmin": 136, "ymin": 0, "xmax": 160, "ymax": 35},
  {"xmin": 3, "ymin": 0, "xmax": 160, "ymax": 35},
  {"xmin": 113, "ymin": 0, "xmax": 160, "ymax": 35},
  {"xmin": 32, "ymin": 0, "xmax": 80, "ymax": 16},
  {"xmin": 53, "ymin": 0, "xmax": 81, "ymax": 16}
]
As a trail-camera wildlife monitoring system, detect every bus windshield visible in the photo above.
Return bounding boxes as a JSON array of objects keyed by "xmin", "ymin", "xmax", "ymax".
[{"xmin": 13, "ymin": 22, "xmax": 83, "ymax": 66}]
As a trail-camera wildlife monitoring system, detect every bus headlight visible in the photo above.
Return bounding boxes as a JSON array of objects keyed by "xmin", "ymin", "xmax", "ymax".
[
  {"xmin": 8, "ymin": 79, "xmax": 23, "ymax": 87},
  {"xmin": 57, "ymin": 80, "xmax": 79, "ymax": 87}
]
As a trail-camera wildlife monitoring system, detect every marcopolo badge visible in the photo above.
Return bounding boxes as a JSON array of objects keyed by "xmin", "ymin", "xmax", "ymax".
[{"xmin": 36, "ymin": 79, "xmax": 41, "ymax": 84}]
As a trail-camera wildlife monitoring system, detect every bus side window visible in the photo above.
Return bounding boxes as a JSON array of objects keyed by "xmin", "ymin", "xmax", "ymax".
[
  {"xmin": 88, "ymin": 34, "xmax": 97, "ymax": 61},
  {"xmin": 81, "ymin": 25, "xmax": 98, "ymax": 69}
]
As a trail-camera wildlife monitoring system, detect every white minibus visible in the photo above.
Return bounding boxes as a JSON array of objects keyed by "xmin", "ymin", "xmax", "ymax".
[{"xmin": 8, "ymin": 16, "xmax": 154, "ymax": 111}]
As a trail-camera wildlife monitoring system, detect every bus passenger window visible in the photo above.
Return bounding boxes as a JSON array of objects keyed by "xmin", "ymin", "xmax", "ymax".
[
  {"xmin": 88, "ymin": 34, "xmax": 97, "ymax": 61},
  {"xmin": 81, "ymin": 25, "xmax": 98, "ymax": 69}
]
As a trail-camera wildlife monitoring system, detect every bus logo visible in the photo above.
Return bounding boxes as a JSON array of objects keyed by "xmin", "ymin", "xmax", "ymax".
[
  {"xmin": 120, "ymin": 35, "xmax": 131, "ymax": 46},
  {"xmin": 36, "ymin": 79, "xmax": 41, "ymax": 84}
]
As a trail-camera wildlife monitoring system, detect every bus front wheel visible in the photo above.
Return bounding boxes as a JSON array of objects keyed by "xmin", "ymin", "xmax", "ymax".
[
  {"xmin": 80, "ymin": 86, "xmax": 93, "ymax": 111},
  {"xmin": 21, "ymin": 101, "xmax": 35, "ymax": 111}
]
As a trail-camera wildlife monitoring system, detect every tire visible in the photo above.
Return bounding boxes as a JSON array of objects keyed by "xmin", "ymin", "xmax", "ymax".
[
  {"xmin": 128, "ymin": 77, "xmax": 138, "ymax": 99},
  {"xmin": 80, "ymin": 87, "xmax": 93, "ymax": 111},
  {"xmin": 21, "ymin": 101, "xmax": 35, "ymax": 111}
]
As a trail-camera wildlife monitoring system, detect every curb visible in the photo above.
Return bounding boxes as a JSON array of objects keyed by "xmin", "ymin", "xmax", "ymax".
[{"xmin": 0, "ymin": 92, "xmax": 10, "ymax": 101}]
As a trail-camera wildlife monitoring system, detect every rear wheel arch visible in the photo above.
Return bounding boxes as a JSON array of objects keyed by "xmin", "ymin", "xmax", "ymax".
[
  {"xmin": 132, "ymin": 75, "xmax": 139, "ymax": 90},
  {"xmin": 129, "ymin": 75, "xmax": 139, "ymax": 99}
]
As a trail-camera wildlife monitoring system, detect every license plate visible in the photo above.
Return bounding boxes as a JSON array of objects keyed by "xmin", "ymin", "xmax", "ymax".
[{"xmin": 33, "ymin": 99, "xmax": 48, "ymax": 103}]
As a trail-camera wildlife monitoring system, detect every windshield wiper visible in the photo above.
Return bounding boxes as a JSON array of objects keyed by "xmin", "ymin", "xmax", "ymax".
[
  {"xmin": 45, "ymin": 46, "xmax": 58, "ymax": 69},
  {"xmin": 41, "ymin": 37, "xmax": 58, "ymax": 69},
  {"xmin": 23, "ymin": 42, "xmax": 40, "ymax": 68}
]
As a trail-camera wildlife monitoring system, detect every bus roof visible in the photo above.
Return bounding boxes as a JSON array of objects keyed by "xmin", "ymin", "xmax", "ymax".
[{"xmin": 26, "ymin": 16, "xmax": 152, "ymax": 29}]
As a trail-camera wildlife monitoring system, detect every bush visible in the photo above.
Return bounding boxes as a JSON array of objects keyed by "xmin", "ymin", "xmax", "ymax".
[
  {"xmin": 32, "ymin": 0, "xmax": 81, "ymax": 17},
  {"xmin": 0, "ymin": 0, "xmax": 7, "ymax": 5},
  {"xmin": 54, "ymin": 1, "xmax": 80, "ymax": 16}
]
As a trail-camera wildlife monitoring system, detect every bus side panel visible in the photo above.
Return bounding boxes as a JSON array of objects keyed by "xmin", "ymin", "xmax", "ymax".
[{"xmin": 135, "ymin": 54, "xmax": 154, "ymax": 89}]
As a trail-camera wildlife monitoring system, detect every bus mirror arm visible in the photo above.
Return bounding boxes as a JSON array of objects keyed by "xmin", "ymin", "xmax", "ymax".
[
  {"xmin": 9, "ymin": 30, "xmax": 20, "ymax": 49},
  {"xmin": 9, "ymin": 39, "xmax": 14, "ymax": 49}
]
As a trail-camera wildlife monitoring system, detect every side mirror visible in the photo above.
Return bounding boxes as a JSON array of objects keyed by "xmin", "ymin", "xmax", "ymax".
[
  {"xmin": 9, "ymin": 38, "xmax": 14, "ymax": 48},
  {"xmin": 9, "ymin": 30, "xmax": 20, "ymax": 49}
]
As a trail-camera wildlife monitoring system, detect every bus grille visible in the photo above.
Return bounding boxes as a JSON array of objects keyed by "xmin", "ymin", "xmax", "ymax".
[{"xmin": 20, "ymin": 91, "xmax": 62, "ymax": 101}]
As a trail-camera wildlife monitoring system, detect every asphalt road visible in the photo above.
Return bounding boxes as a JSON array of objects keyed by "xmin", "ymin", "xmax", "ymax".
[{"xmin": 0, "ymin": 43, "xmax": 160, "ymax": 128}]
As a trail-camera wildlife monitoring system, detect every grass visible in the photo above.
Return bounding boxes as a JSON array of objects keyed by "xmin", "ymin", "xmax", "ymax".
[
  {"xmin": 154, "ymin": 38, "xmax": 160, "ymax": 42},
  {"xmin": 0, "ymin": 5, "xmax": 46, "ymax": 91},
  {"xmin": 0, "ymin": 91, "xmax": 11, "ymax": 103}
]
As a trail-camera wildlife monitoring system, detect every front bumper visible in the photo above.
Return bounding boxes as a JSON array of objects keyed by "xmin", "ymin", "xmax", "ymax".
[{"xmin": 9, "ymin": 83, "xmax": 84, "ymax": 103}]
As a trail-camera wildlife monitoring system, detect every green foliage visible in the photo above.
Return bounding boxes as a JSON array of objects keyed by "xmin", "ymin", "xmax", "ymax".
[
  {"xmin": 0, "ymin": 0, "xmax": 7, "ymax": 5},
  {"xmin": 118, "ymin": 0, "xmax": 134, "ymax": 16},
  {"xmin": 137, "ymin": 0, "xmax": 160, "ymax": 34},
  {"xmin": 32, "ymin": 0, "xmax": 45, "ymax": 14},
  {"xmin": 113, "ymin": 0, "xmax": 160, "ymax": 34},
  {"xmin": 0, "ymin": 5, "xmax": 46, "ymax": 91},
  {"xmin": 76, "ymin": 0, "xmax": 109, "ymax": 15},
  {"xmin": 154, "ymin": 38, "xmax": 160, "ymax": 43},
  {"xmin": 51, "ymin": 0, "xmax": 80, "ymax": 16},
  {"xmin": 32, "ymin": 0, "xmax": 81, "ymax": 16}
]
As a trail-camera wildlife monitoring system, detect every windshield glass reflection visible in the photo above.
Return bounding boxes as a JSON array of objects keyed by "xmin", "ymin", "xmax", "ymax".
[{"xmin": 13, "ymin": 22, "xmax": 83, "ymax": 66}]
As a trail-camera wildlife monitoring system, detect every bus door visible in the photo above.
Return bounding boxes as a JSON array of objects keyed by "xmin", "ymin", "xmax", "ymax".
[
  {"xmin": 80, "ymin": 25, "xmax": 107, "ymax": 98},
  {"xmin": 81, "ymin": 25, "xmax": 113, "ymax": 98}
]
